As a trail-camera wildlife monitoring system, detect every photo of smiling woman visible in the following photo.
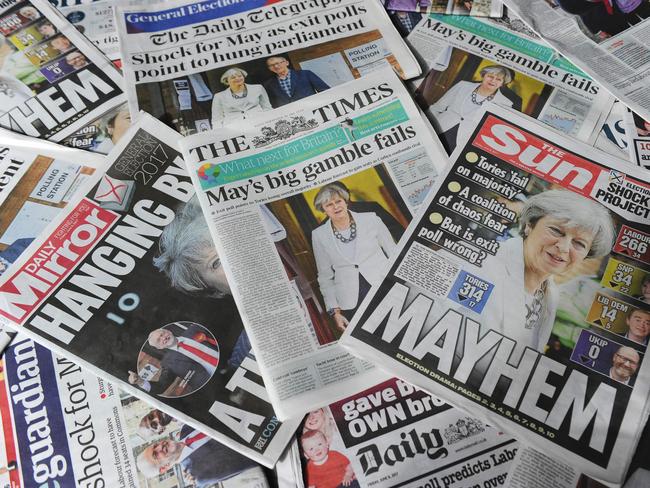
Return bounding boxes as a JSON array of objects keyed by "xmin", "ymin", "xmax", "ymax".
[{"xmin": 480, "ymin": 190, "xmax": 616, "ymax": 358}]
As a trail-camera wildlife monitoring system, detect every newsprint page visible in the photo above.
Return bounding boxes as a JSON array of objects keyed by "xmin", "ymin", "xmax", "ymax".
[
  {"xmin": 180, "ymin": 68, "xmax": 450, "ymax": 420},
  {"xmin": 504, "ymin": 0, "xmax": 650, "ymax": 123},
  {"xmin": 0, "ymin": 0, "xmax": 125, "ymax": 140},
  {"xmin": 0, "ymin": 334, "xmax": 270, "ymax": 488},
  {"xmin": 114, "ymin": 0, "xmax": 421, "ymax": 136},
  {"xmin": 341, "ymin": 104, "xmax": 650, "ymax": 482},
  {"xmin": 0, "ymin": 114, "xmax": 301, "ymax": 467}
]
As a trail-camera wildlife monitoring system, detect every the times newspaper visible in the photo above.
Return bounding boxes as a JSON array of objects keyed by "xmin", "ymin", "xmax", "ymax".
[
  {"xmin": 114, "ymin": 0, "xmax": 421, "ymax": 136},
  {"xmin": 0, "ymin": 0, "xmax": 125, "ymax": 140},
  {"xmin": 341, "ymin": 104, "xmax": 650, "ymax": 482},
  {"xmin": 381, "ymin": 0, "xmax": 503, "ymax": 18},
  {"xmin": 296, "ymin": 377, "xmax": 517, "ymax": 488},
  {"xmin": 0, "ymin": 114, "xmax": 301, "ymax": 467},
  {"xmin": 0, "ymin": 334, "xmax": 270, "ymax": 488},
  {"xmin": 179, "ymin": 68, "xmax": 449, "ymax": 420},
  {"xmin": 503, "ymin": 0, "xmax": 650, "ymax": 123},
  {"xmin": 623, "ymin": 109, "xmax": 650, "ymax": 170},
  {"xmin": 406, "ymin": 14, "xmax": 615, "ymax": 155}
]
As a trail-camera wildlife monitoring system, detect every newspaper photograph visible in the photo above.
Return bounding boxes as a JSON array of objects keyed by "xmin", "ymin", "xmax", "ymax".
[
  {"xmin": 503, "ymin": 0, "xmax": 650, "ymax": 123},
  {"xmin": 382, "ymin": 0, "xmax": 503, "ymax": 17},
  {"xmin": 0, "ymin": 334, "xmax": 271, "ymax": 487},
  {"xmin": 179, "ymin": 68, "xmax": 450, "ymax": 420},
  {"xmin": 0, "ymin": 113, "xmax": 300, "ymax": 467},
  {"xmin": 623, "ymin": 109, "xmax": 650, "ymax": 170},
  {"xmin": 341, "ymin": 104, "xmax": 650, "ymax": 482},
  {"xmin": 114, "ymin": 0, "xmax": 421, "ymax": 136},
  {"xmin": 407, "ymin": 14, "xmax": 614, "ymax": 154},
  {"xmin": 297, "ymin": 377, "xmax": 517, "ymax": 488},
  {"xmin": 0, "ymin": 0, "xmax": 125, "ymax": 141}
]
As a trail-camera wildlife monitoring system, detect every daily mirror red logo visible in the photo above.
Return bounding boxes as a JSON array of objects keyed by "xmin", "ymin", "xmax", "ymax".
[{"xmin": 472, "ymin": 115, "xmax": 603, "ymax": 197}]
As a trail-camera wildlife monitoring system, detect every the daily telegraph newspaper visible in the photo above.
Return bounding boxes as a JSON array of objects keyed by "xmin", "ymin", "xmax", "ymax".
[
  {"xmin": 382, "ymin": 0, "xmax": 503, "ymax": 18},
  {"xmin": 341, "ymin": 104, "xmax": 650, "ymax": 482},
  {"xmin": 297, "ymin": 377, "xmax": 517, "ymax": 488},
  {"xmin": 503, "ymin": 0, "xmax": 650, "ymax": 123},
  {"xmin": 0, "ymin": 0, "xmax": 125, "ymax": 140},
  {"xmin": 0, "ymin": 335, "xmax": 271, "ymax": 488},
  {"xmin": 114, "ymin": 0, "xmax": 421, "ymax": 136},
  {"xmin": 407, "ymin": 14, "xmax": 614, "ymax": 154},
  {"xmin": 0, "ymin": 114, "xmax": 301, "ymax": 466},
  {"xmin": 180, "ymin": 68, "xmax": 450, "ymax": 420},
  {"xmin": 623, "ymin": 109, "xmax": 650, "ymax": 170}
]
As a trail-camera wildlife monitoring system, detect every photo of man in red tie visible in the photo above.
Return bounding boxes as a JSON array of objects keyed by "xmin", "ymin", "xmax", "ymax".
[{"xmin": 129, "ymin": 321, "xmax": 219, "ymax": 397}]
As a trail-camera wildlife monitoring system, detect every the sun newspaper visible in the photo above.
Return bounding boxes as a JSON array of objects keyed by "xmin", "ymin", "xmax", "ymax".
[
  {"xmin": 0, "ymin": 0, "xmax": 125, "ymax": 140},
  {"xmin": 179, "ymin": 68, "xmax": 450, "ymax": 420},
  {"xmin": 341, "ymin": 104, "xmax": 650, "ymax": 482},
  {"xmin": 0, "ymin": 113, "xmax": 301, "ymax": 467},
  {"xmin": 503, "ymin": 0, "xmax": 650, "ymax": 124},
  {"xmin": 114, "ymin": 0, "xmax": 422, "ymax": 136},
  {"xmin": 296, "ymin": 377, "xmax": 517, "ymax": 488},
  {"xmin": 406, "ymin": 14, "xmax": 615, "ymax": 155},
  {"xmin": 0, "ymin": 334, "xmax": 271, "ymax": 488}
]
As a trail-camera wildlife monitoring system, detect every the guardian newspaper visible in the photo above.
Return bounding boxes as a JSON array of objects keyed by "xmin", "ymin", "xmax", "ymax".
[
  {"xmin": 0, "ymin": 114, "xmax": 300, "ymax": 467},
  {"xmin": 0, "ymin": 0, "xmax": 125, "ymax": 140},
  {"xmin": 297, "ymin": 377, "xmax": 517, "ymax": 488},
  {"xmin": 180, "ymin": 68, "xmax": 450, "ymax": 420},
  {"xmin": 503, "ymin": 0, "xmax": 650, "ymax": 123},
  {"xmin": 0, "ymin": 334, "xmax": 270, "ymax": 487},
  {"xmin": 114, "ymin": 0, "xmax": 421, "ymax": 135},
  {"xmin": 341, "ymin": 104, "xmax": 650, "ymax": 482},
  {"xmin": 407, "ymin": 14, "xmax": 614, "ymax": 154}
]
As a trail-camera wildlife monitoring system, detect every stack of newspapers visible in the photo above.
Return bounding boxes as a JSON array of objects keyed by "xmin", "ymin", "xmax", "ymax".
[{"xmin": 0, "ymin": 0, "xmax": 648, "ymax": 487}]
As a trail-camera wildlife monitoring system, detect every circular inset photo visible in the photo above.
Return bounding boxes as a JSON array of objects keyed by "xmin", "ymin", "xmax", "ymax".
[{"xmin": 133, "ymin": 321, "xmax": 219, "ymax": 398}]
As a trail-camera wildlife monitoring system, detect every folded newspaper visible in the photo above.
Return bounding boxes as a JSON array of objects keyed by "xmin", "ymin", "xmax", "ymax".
[
  {"xmin": 0, "ymin": 113, "xmax": 300, "ymax": 467},
  {"xmin": 297, "ymin": 377, "xmax": 517, "ymax": 488},
  {"xmin": 382, "ymin": 0, "xmax": 503, "ymax": 18},
  {"xmin": 341, "ymin": 104, "xmax": 650, "ymax": 482},
  {"xmin": 503, "ymin": 0, "xmax": 650, "ymax": 123},
  {"xmin": 0, "ymin": 334, "xmax": 271, "ymax": 487},
  {"xmin": 0, "ymin": 0, "xmax": 125, "ymax": 140},
  {"xmin": 179, "ymin": 67, "xmax": 450, "ymax": 420},
  {"xmin": 114, "ymin": 0, "xmax": 422, "ymax": 135},
  {"xmin": 407, "ymin": 14, "xmax": 614, "ymax": 154}
]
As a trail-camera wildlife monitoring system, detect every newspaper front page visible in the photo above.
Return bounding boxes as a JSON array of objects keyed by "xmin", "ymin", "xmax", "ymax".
[
  {"xmin": 623, "ymin": 109, "xmax": 650, "ymax": 170},
  {"xmin": 407, "ymin": 14, "xmax": 614, "ymax": 154},
  {"xmin": 0, "ymin": 334, "xmax": 270, "ymax": 487},
  {"xmin": 297, "ymin": 377, "xmax": 517, "ymax": 488},
  {"xmin": 114, "ymin": 0, "xmax": 421, "ymax": 136},
  {"xmin": 503, "ymin": 0, "xmax": 650, "ymax": 123},
  {"xmin": 180, "ymin": 68, "xmax": 450, "ymax": 420},
  {"xmin": 341, "ymin": 104, "xmax": 650, "ymax": 482},
  {"xmin": 0, "ymin": 113, "xmax": 300, "ymax": 467},
  {"xmin": 0, "ymin": 0, "xmax": 125, "ymax": 140}
]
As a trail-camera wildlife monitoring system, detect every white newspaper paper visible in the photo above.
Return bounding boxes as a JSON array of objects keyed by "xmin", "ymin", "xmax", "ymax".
[{"xmin": 180, "ymin": 68, "xmax": 450, "ymax": 420}]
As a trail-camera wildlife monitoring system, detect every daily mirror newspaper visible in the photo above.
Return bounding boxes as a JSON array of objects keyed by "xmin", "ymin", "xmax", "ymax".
[
  {"xmin": 0, "ymin": 113, "xmax": 300, "ymax": 467},
  {"xmin": 503, "ymin": 0, "xmax": 650, "ymax": 123},
  {"xmin": 114, "ymin": 0, "xmax": 421, "ymax": 136},
  {"xmin": 341, "ymin": 104, "xmax": 650, "ymax": 482},
  {"xmin": 297, "ymin": 377, "xmax": 517, "ymax": 488},
  {"xmin": 407, "ymin": 14, "xmax": 614, "ymax": 154},
  {"xmin": 180, "ymin": 68, "xmax": 450, "ymax": 420},
  {"xmin": 0, "ymin": 0, "xmax": 125, "ymax": 140},
  {"xmin": 0, "ymin": 334, "xmax": 271, "ymax": 488}
]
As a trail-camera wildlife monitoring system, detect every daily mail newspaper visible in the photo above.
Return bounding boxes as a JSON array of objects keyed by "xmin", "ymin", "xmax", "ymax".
[
  {"xmin": 341, "ymin": 104, "xmax": 650, "ymax": 482},
  {"xmin": 623, "ymin": 109, "xmax": 650, "ymax": 170},
  {"xmin": 0, "ymin": 334, "xmax": 271, "ymax": 488},
  {"xmin": 0, "ymin": 0, "xmax": 125, "ymax": 140},
  {"xmin": 114, "ymin": 0, "xmax": 421, "ymax": 136},
  {"xmin": 407, "ymin": 14, "xmax": 614, "ymax": 154},
  {"xmin": 503, "ymin": 0, "xmax": 650, "ymax": 123},
  {"xmin": 297, "ymin": 377, "xmax": 517, "ymax": 488},
  {"xmin": 180, "ymin": 68, "xmax": 450, "ymax": 420},
  {"xmin": 381, "ymin": 0, "xmax": 503, "ymax": 18},
  {"xmin": 0, "ymin": 114, "xmax": 301, "ymax": 467}
]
